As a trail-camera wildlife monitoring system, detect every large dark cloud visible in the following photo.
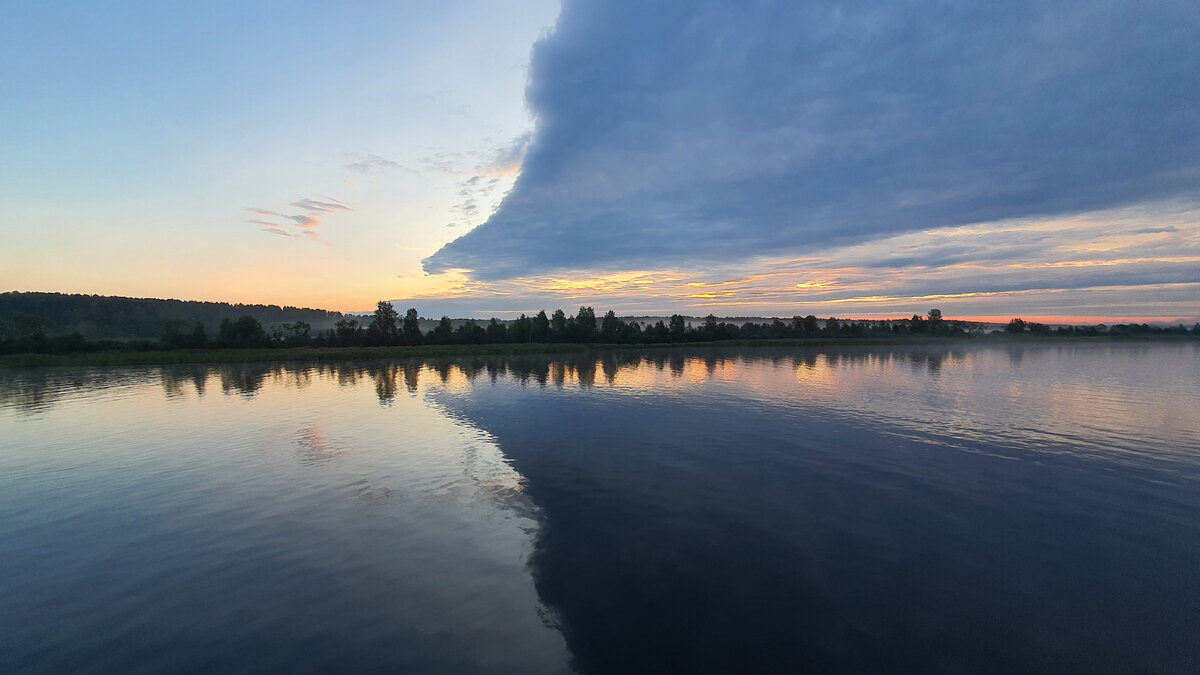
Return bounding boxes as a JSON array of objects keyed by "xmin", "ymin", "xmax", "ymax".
[{"xmin": 425, "ymin": 0, "xmax": 1200, "ymax": 280}]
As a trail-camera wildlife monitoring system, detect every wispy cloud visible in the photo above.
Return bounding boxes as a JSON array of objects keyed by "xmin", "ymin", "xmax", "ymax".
[
  {"xmin": 247, "ymin": 197, "xmax": 354, "ymax": 245},
  {"xmin": 425, "ymin": 134, "xmax": 532, "ymax": 229},
  {"xmin": 345, "ymin": 152, "xmax": 409, "ymax": 175}
]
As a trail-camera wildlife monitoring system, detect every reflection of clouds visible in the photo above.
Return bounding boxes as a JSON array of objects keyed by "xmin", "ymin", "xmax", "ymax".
[
  {"xmin": 295, "ymin": 426, "xmax": 346, "ymax": 465},
  {"xmin": 1, "ymin": 359, "xmax": 570, "ymax": 672}
]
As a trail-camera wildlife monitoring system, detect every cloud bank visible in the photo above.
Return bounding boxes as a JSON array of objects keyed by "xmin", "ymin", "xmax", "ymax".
[
  {"xmin": 424, "ymin": 0, "xmax": 1200, "ymax": 280},
  {"xmin": 408, "ymin": 203, "xmax": 1200, "ymax": 321}
]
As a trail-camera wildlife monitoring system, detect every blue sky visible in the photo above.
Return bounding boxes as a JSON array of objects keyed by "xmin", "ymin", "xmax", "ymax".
[{"xmin": 3, "ymin": 1, "xmax": 1198, "ymax": 322}]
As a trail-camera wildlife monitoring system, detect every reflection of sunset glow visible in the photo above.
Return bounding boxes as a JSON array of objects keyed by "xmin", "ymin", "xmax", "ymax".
[
  {"xmin": 794, "ymin": 354, "xmax": 838, "ymax": 392},
  {"xmin": 9, "ymin": 345, "xmax": 1199, "ymax": 465}
]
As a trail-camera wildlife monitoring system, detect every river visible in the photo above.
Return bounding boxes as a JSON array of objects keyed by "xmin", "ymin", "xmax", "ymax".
[{"xmin": 2, "ymin": 342, "xmax": 1198, "ymax": 672}]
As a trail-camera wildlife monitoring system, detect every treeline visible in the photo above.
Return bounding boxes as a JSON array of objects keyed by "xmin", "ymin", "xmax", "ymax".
[
  {"xmin": 0, "ymin": 292, "xmax": 342, "ymax": 340},
  {"xmin": 1, "ymin": 303, "xmax": 969, "ymax": 355},
  {"xmin": 4, "ymin": 301, "xmax": 1197, "ymax": 356},
  {"xmin": 1004, "ymin": 317, "xmax": 1200, "ymax": 336},
  {"xmin": 230, "ymin": 304, "xmax": 977, "ymax": 348}
]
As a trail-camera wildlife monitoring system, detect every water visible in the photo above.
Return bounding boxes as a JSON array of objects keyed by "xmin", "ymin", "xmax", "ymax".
[{"xmin": 1, "ymin": 343, "xmax": 1198, "ymax": 673}]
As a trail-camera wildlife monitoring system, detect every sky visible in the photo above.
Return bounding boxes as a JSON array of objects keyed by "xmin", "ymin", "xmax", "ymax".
[{"xmin": 2, "ymin": 1, "xmax": 1198, "ymax": 323}]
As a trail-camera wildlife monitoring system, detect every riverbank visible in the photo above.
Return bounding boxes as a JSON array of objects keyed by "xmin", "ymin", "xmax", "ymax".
[
  {"xmin": 0, "ymin": 342, "xmax": 590, "ymax": 368},
  {"xmin": 2, "ymin": 333, "xmax": 1194, "ymax": 368}
]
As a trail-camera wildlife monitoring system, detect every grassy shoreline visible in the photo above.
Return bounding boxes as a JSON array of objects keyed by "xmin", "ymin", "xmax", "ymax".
[
  {"xmin": 0, "ymin": 342, "xmax": 590, "ymax": 368},
  {"xmin": 1, "ymin": 334, "xmax": 1193, "ymax": 369}
]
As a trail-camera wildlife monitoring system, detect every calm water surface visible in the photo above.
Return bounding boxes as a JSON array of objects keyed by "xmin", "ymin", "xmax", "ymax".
[{"xmin": 2, "ymin": 343, "xmax": 1198, "ymax": 673}]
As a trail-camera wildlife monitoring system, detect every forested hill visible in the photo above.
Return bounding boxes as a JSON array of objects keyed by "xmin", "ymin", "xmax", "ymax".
[{"xmin": 0, "ymin": 292, "xmax": 343, "ymax": 340}]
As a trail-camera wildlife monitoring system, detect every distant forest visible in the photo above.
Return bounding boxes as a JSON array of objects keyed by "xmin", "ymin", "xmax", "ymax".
[
  {"xmin": 2, "ymin": 294, "xmax": 1196, "ymax": 357},
  {"xmin": 0, "ymin": 292, "xmax": 343, "ymax": 341}
]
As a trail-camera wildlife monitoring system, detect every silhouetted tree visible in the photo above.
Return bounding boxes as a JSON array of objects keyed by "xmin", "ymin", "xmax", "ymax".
[
  {"xmin": 650, "ymin": 319, "xmax": 669, "ymax": 342},
  {"xmin": 429, "ymin": 316, "xmax": 454, "ymax": 344},
  {"xmin": 621, "ymin": 318, "xmax": 644, "ymax": 342},
  {"xmin": 368, "ymin": 301, "xmax": 400, "ymax": 345},
  {"xmin": 456, "ymin": 319, "xmax": 486, "ymax": 344},
  {"xmin": 486, "ymin": 318, "xmax": 508, "ymax": 343},
  {"xmin": 668, "ymin": 314, "xmax": 687, "ymax": 341},
  {"xmin": 550, "ymin": 309, "xmax": 567, "ymax": 339},
  {"xmin": 161, "ymin": 320, "xmax": 208, "ymax": 348},
  {"xmin": 533, "ymin": 310, "xmax": 550, "ymax": 341},
  {"xmin": 333, "ymin": 318, "xmax": 362, "ymax": 346},
  {"xmin": 510, "ymin": 314, "xmax": 532, "ymax": 342},
  {"xmin": 278, "ymin": 321, "xmax": 309, "ymax": 347},
  {"xmin": 403, "ymin": 308, "xmax": 421, "ymax": 344},
  {"xmin": 770, "ymin": 318, "xmax": 788, "ymax": 338},
  {"xmin": 600, "ymin": 310, "xmax": 621, "ymax": 341},
  {"xmin": 576, "ymin": 306, "xmax": 597, "ymax": 342},
  {"xmin": 798, "ymin": 315, "xmax": 819, "ymax": 337},
  {"xmin": 1006, "ymin": 318, "xmax": 1027, "ymax": 333},
  {"xmin": 220, "ymin": 316, "xmax": 268, "ymax": 348}
]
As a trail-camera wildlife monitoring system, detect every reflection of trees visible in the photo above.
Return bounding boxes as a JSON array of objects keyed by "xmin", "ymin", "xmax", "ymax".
[
  {"xmin": 486, "ymin": 359, "xmax": 502, "ymax": 384},
  {"xmin": 368, "ymin": 363, "xmax": 399, "ymax": 404},
  {"xmin": 459, "ymin": 358, "xmax": 485, "ymax": 383},
  {"xmin": 669, "ymin": 354, "xmax": 685, "ymax": 377},
  {"xmin": 160, "ymin": 370, "xmax": 186, "ymax": 398},
  {"xmin": 335, "ymin": 365, "xmax": 360, "ymax": 388},
  {"xmin": 1008, "ymin": 347, "xmax": 1025, "ymax": 368},
  {"xmin": 0, "ymin": 371, "xmax": 58, "ymax": 413},
  {"xmin": 2, "ymin": 345, "xmax": 1002, "ymax": 416},
  {"xmin": 575, "ymin": 359, "xmax": 596, "ymax": 388},
  {"xmin": 794, "ymin": 353, "xmax": 818, "ymax": 371},
  {"xmin": 432, "ymin": 361, "xmax": 454, "ymax": 385},
  {"xmin": 601, "ymin": 355, "xmax": 619, "ymax": 385},
  {"xmin": 218, "ymin": 364, "xmax": 272, "ymax": 397},
  {"xmin": 190, "ymin": 369, "xmax": 208, "ymax": 396},
  {"xmin": 0, "ymin": 369, "xmax": 157, "ymax": 414},
  {"xmin": 161, "ymin": 367, "xmax": 211, "ymax": 398},
  {"xmin": 403, "ymin": 362, "xmax": 421, "ymax": 394},
  {"xmin": 285, "ymin": 367, "xmax": 311, "ymax": 391}
]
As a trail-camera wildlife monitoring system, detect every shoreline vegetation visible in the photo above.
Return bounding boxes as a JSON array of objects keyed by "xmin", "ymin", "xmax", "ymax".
[{"xmin": 2, "ymin": 298, "xmax": 1196, "ymax": 369}]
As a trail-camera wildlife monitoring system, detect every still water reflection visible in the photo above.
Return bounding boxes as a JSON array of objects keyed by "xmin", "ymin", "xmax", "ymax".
[{"xmin": 2, "ymin": 343, "xmax": 1199, "ymax": 673}]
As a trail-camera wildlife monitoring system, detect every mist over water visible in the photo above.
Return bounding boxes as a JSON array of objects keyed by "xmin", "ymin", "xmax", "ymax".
[{"xmin": 2, "ymin": 343, "xmax": 1199, "ymax": 672}]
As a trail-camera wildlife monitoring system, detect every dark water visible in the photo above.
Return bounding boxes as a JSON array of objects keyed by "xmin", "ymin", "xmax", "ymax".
[{"xmin": 2, "ymin": 343, "xmax": 1198, "ymax": 673}]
